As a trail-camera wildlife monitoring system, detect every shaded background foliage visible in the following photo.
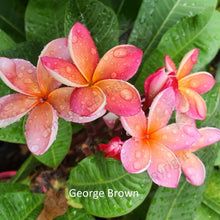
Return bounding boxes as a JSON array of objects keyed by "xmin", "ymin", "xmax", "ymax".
[{"xmin": 0, "ymin": 0, "xmax": 220, "ymax": 219}]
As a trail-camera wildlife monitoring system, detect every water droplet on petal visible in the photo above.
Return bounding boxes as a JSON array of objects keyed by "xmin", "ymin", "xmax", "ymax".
[
  {"xmin": 43, "ymin": 128, "xmax": 51, "ymax": 138},
  {"xmin": 162, "ymin": 134, "xmax": 167, "ymax": 139},
  {"xmin": 17, "ymin": 72, "xmax": 23, "ymax": 78},
  {"xmin": 24, "ymin": 78, "xmax": 32, "ymax": 84},
  {"xmin": 111, "ymin": 72, "xmax": 117, "ymax": 78},
  {"xmin": 66, "ymin": 66, "xmax": 72, "ymax": 74},
  {"xmin": 32, "ymin": 145, "xmax": 40, "ymax": 153},
  {"xmin": 135, "ymin": 151, "xmax": 141, "ymax": 158},
  {"xmin": 72, "ymin": 35, "xmax": 78, "ymax": 43},
  {"xmin": 134, "ymin": 162, "xmax": 141, "ymax": 170},
  {"xmin": 120, "ymin": 89, "xmax": 133, "ymax": 101},
  {"xmin": 111, "ymin": 97, "xmax": 116, "ymax": 101},
  {"xmin": 113, "ymin": 47, "xmax": 127, "ymax": 58},
  {"xmin": 91, "ymin": 48, "xmax": 96, "ymax": 55},
  {"xmin": 28, "ymin": 69, "xmax": 33, "ymax": 74}
]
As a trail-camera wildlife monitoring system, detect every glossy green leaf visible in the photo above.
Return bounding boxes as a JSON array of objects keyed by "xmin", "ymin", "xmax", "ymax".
[
  {"xmin": 64, "ymin": 0, "xmax": 119, "ymax": 56},
  {"xmin": 214, "ymin": 148, "xmax": 220, "ymax": 166},
  {"xmin": 0, "ymin": 183, "xmax": 29, "ymax": 195},
  {"xmin": 203, "ymin": 169, "xmax": 220, "ymax": 214},
  {"xmin": 68, "ymin": 154, "xmax": 152, "ymax": 218},
  {"xmin": 34, "ymin": 118, "xmax": 72, "ymax": 168},
  {"xmin": 145, "ymin": 81, "xmax": 220, "ymax": 220},
  {"xmin": 135, "ymin": 11, "xmax": 220, "ymax": 93},
  {"xmin": 0, "ymin": 29, "xmax": 15, "ymax": 50},
  {"xmin": 194, "ymin": 204, "xmax": 220, "ymax": 220},
  {"xmin": 0, "ymin": 192, "xmax": 44, "ymax": 219},
  {"xmin": 129, "ymin": 0, "xmax": 217, "ymax": 58},
  {"xmin": 54, "ymin": 207, "xmax": 95, "ymax": 220},
  {"xmin": 25, "ymin": 0, "xmax": 68, "ymax": 44}
]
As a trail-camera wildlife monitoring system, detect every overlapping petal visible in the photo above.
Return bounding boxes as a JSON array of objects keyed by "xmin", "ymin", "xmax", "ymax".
[
  {"xmin": 70, "ymin": 86, "xmax": 106, "ymax": 116},
  {"xmin": 120, "ymin": 110, "xmax": 147, "ymax": 138},
  {"xmin": 0, "ymin": 58, "xmax": 41, "ymax": 96},
  {"xmin": 175, "ymin": 90, "xmax": 189, "ymax": 112},
  {"xmin": 165, "ymin": 55, "xmax": 176, "ymax": 72},
  {"xmin": 147, "ymin": 141, "xmax": 181, "ymax": 188},
  {"xmin": 147, "ymin": 88, "xmax": 175, "ymax": 134},
  {"xmin": 179, "ymin": 72, "xmax": 215, "ymax": 94},
  {"xmin": 175, "ymin": 150, "xmax": 205, "ymax": 186},
  {"xmin": 0, "ymin": 94, "xmax": 39, "ymax": 127},
  {"xmin": 25, "ymin": 102, "xmax": 58, "ymax": 155},
  {"xmin": 96, "ymin": 79, "xmax": 141, "ymax": 116},
  {"xmin": 37, "ymin": 38, "xmax": 72, "ymax": 94},
  {"xmin": 92, "ymin": 45, "xmax": 143, "ymax": 82},
  {"xmin": 121, "ymin": 138, "xmax": 150, "ymax": 173},
  {"xmin": 176, "ymin": 49, "xmax": 199, "ymax": 80},
  {"xmin": 175, "ymin": 112, "xmax": 196, "ymax": 126},
  {"xmin": 151, "ymin": 123, "xmax": 201, "ymax": 151},
  {"xmin": 41, "ymin": 57, "xmax": 88, "ymax": 87},
  {"xmin": 68, "ymin": 22, "xmax": 99, "ymax": 82},
  {"xmin": 103, "ymin": 112, "xmax": 119, "ymax": 129}
]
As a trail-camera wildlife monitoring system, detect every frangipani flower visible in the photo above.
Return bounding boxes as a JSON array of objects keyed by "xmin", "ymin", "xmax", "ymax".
[
  {"xmin": 0, "ymin": 38, "xmax": 105, "ymax": 155},
  {"xmin": 120, "ymin": 88, "xmax": 201, "ymax": 187},
  {"xmin": 41, "ymin": 22, "xmax": 142, "ymax": 117},
  {"xmin": 175, "ymin": 127, "xmax": 220, "ymax": 186},
  {"xmin": 99, "ymin": 137, "xmax": 123, "ymax": 161}
]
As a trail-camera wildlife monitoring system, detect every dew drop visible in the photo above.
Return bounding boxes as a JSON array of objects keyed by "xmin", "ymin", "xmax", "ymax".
[
  {"xmin": 120, "ymin": 89, "xmax": 133, "ymax": 101},
  {"xmin": 190, "ymin": 80, "xmax": 198, "ymax": 87},
  {"xmin": 66, "ymin": 66, "xmax": 72, "ymax": 74},
  {"xmin": 32, "ymin": 144, "xmax": 40, "ymax": 153},
  {"xmin": 162, "ymin": 134, "xmax": 167, "ymax": 139},
  {"xmin": 28, "ymin": 69, "xmax": 33, "ymax": 74},
  {"xmin": 111, "ymin": 72, "xmax": 117, "ymax": 78},
  {"xmin": 103, "ymin": 55, "xmax": 108, "ymax": 61},
  {"xmin": 43, "ymin": 128, "xmax": 51, "ymax": 138},
  {"xmin": 17, "ymin": 72, "xmax": 23, "ymax": 78},
  {"xmin": 134, "ymin": 161, "xmax": 141, "ymax": 170},
  {"xmin": 111, "ymin": 97, "xmax": 116, "ymax": 101},
  {"xmin": 91, "ymin": 48, "xmax": 96, "ymax": 55},
  {"xmin": 72, "ymin": 35, "xmax": 78, "ymax": 43},
  {"xmin": 135, "ymin": 151, "xmax": 141, "ymax": 158},
  {"xmin": 113, "ymin": 47, "xmax": 127, "ymax": 58},
  {"xmin": 24, "ymin": 78, "xmax": 32, "ymax": 84}
]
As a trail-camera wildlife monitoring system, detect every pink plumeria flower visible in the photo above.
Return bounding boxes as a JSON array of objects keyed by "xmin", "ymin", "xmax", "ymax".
[
  {"xmin": 175, "ymin": 127, "xmax": 220, "ymax": 186},
  {"xmin": 103, "ymin": 112, "xmax": 119, "ymax": 129},
  {"xmin": 99, "ymin": 137, "xmax": 123, "ymax": 161},
  {"xmin": 0, "ymin": 38, "xmax": 105, "ymax": 156},
  {"xmin": 165, "ymin": 49, "xmax": 215, "ymax": 120},
  {"xmin": 41, "ymin": 22, "xmax": 142, "ymax": 117},
  {"xmin": 120, "ymin": 88, "xmax": 201, "ymax": 188}
]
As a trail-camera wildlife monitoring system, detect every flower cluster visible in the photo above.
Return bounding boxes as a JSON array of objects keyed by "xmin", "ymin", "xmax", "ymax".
[{"xmin": 0, "ymin": 22, "xmax": 219, "ymax": 188}]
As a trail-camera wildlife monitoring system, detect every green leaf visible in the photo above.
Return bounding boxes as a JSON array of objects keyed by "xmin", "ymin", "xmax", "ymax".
[
  {"xmin": 0, "ymin": 183, "xmax": 29, "ymax": 195},
  {"xmin": 203, "ymin": 169, "xmax": 220, "ymax": 215},
  {"xmin": 214, "ymin": 148, "xmax": 220, "ymax": 166},
  {"xmin": 64, "ymin": 0, "xmax": 119, "ymax": 56},
  {"xmin": 0, "ymin": 192, "xmax": 44, "ymax": 219},
  {"xmin": 34, "ymin": 118, "xmax": 72, "ymax": 168},
  {"xmin": 25, "ymin": 0, "xmax": 68, "ymax": 44},
  {"xmin": 129, "ymin": 0, "xmax": 217, "ymax": 58},
  {"xmin": 194, "ymin": 204, "xmax": 220, "ymax": 220},
  {"xmin": 135, "ymin": 11, "xmax": 220, "ymax": 93},
  {"xmin": 54, "ymin": 207, "xmax": 95, "ymax": 220},
  {"xmin": 0, "ymin": 41, "xmax": 44, "ymax": 66},
  {"xmin": 67, "ymin": 154, "xmax": 152, "ymax": 218},
  {"xmin": 0, "ymin": 29, "xmax": 16, "ymax": 50}
]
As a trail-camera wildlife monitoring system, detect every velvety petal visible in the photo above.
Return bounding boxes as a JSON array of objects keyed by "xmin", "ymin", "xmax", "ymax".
[
  {"xmin": 151, "ymin": 123, "xmax": 201, "ymax": 151},
  {"xmin": 178, "ymin": 72, "xmax": 215, "ymax": 94},
  {"xmin": 70, "ymin": 86, "xmax": 106, "ymax": 116},
  {"xmin": 180, "ymin": 87, "xmax": 206, "ymax": 120},
  {"xmin": 147, "ymin": 141, "xmax": 181, "ymax": 188},
  {"xmin": 96, "ymin": 79, "xmax": 141, "ymax": 116},
  {"xmin": 48, "ymin": 87, "xmax": 105, "ymax": 122},
  {"xmin": 143, "ymin": 67, "xmax": 168, "ymax": 110},
  {"xmin": 37, "ymin": 38, "xmax": 72, "ymax": 95},
  {"xmin": 121, "ymin": 138, "xmax": 150, "ymax": 173},
  {"xmin": 25, "ymin": 102, "xmax": 58, "ymax": 155},
  {"xmin": 165, "ymin": 55, "xmax": 176, "ymax": 72},
  {"xmin": 120, "ymin": 110, "xmax": 147, "ymax": 138},
  {"xmin": 103, "ymin": 112, "xmax": 119, "ymax": 129},
  {"xmin": 175, "ymin": 151, "xmax": 205, "ymax": 186},
  {"xmin": 92, "ymin": 45, "xmax": 143, "ymax": 82},
  {"xmin": 0, "ymin": 58, "xmax": 41, "ymax": 96},
  {"xmin": 175, "ymin": 112, "xmax": 196, "ymax": 126},
  {"xmin": 41, "ymin": 57, "xmax": 88, "ymax": 87},
  {"xmin": 68, "ymin": 22, "xmax": 99, "ymax": 82},
  {"xmin": 190, "ymin": 127, "xmax": 220, "ymax": 152},
  {"xmin": 0, "ymin": 94, "xmax": 39, "ymax": 128},
  {"xmin": 176, "ymin": 49, "xmax": 199, "ymax": 80},
  {"xmin": 147, "ymin": 87, "xmax": 175, "ymax": 134},
  {"xmin": 175, "ymin": 90, "xmax": 189, "ymax": 113}
]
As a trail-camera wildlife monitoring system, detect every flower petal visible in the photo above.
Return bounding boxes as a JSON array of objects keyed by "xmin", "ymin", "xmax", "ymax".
[
  {"xmin": 68, "ymin": 22, "xmax": 99, "ymax": 82},
  {"xmin": 179, "ymin": 72, "xmax": 215, "ymax": 94},
  {"xmin": 96, "ymin": 79, "xmax": 141, "ymax": 116},
  {"xmin": 25, "ymin": 102, "xmax": 58, "ymax": 155},
  {"xmin": 151, "ymin": 123, "xmax": 201, "ymax": 151},
  {"xmin": 175, "ymin": 151, "xmax": 205, "ymax": 186},
  {"xmin": 48, "ymin": 87, "xmax": 105, "ymax": 122},
  {"xmin": 175, "ymin": 90, "xmax": 189, "ymax": 112},
  {"xmin": 143, "ymin": 67, "xmax": 168, "ymax": 110},
  {"xmin": 0, "ymin": 94, "xmax": 39, "ymax": 128},
  {"xmin": 41, "ymin": 57, "xmax": 88, "ymax": 87},
  {"xmin": 70, "ymin": 86, "xmax": 106, "ymax": 116},
  {"xmin": 103, "ymin": 112, "xmax": 119, "ymax": 129},
  {"xmin": 120, "ymin": 110, "xmax": 147, "ymax": 138},
  {"xmin": 190, "ymin": 127, "xmax": 220, "ymax": 152},
  {"xmin": 147, "ymin": 141, "xmax": 181, "ymax": 188},
  {"xmin": 175, "ymin": 112, "xmax": 196, "ymax": 126},
  {"xmin": 121, "ymin": 138, "xmax": 150, "ymax": 173},
  {"xmin": 147, "ymin": 87, "xmax": 175, "ymax": 134},
  {"xmin": 92, "ymin": 45, "xmax": 143, "ymax": 82},
  {"xmin": 37, "ymin": 38, "xmax": 72, "ymax": 95},
  {"xmin": 180, "ymin": 87, "xmax": 206, "ymax": 120},
  {"xmin": 0, "ymin": 58, "xmax": 41, "ymax": 96},
  {"xmin": 176, "ymin": 48, "xmax": 199, "ymax": 80},
  {"xmin": 165, "ymin": 55, "xmax": 176, "ymax": 72}
]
